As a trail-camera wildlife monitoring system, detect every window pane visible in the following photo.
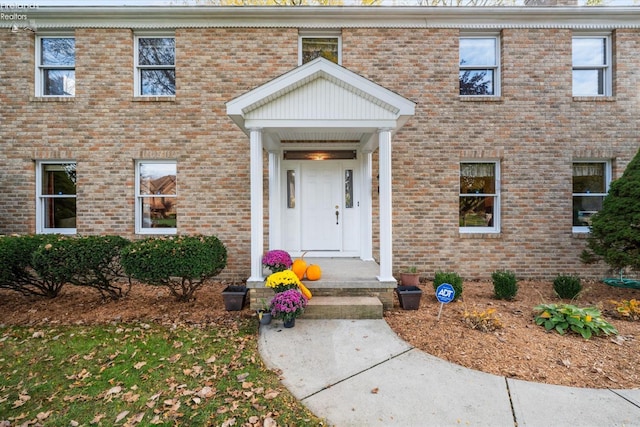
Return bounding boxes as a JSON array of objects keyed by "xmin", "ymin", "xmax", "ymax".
[
  {"xmin": 302, "ymin": 37, "xmax": 339, "ymax": 64},
  {"xmin": 141, "ymin": 69, "xmax": 176, "ymax": 96},
  {"xmin": 460, "ymin": 163, "xmax": 496, "ymax": 194},
  {"xmin": 572, "ymin": 69, "xmax": 604, "ymax": 96},
  {"xmin": 44, "ymin": 70, "xmax": 75, "ymax": 96},
  {"xmin": 138, "ymin": 38, "xmax": 175, "ymax": 66},
  {"xmin": 460, "ymin": 38, "xmax": 496, "ymax": 66},
  {"xmin": 573, "ymin": 196, "xmax": 604, "ymax": 226},
  {"xmin": 572, "ymin": 38, "xmax": 606, "ymax": 66},
  {"xmin": 460, "ymin": 196, "xmax": 495, "ymax": 227},
  {"xmin": 42, "ymin": 164, "xmax": 76, "ymax": 195},
  {"xmin": 44, "ymin": 197, "xmax": 76, "ymax": 228},
  {"xmin": 573, "ymin": 163, "xmax": 605, "ymax": 193},
  {"xmin": 287, "ymin": 170, "xmax": 296, "ymax": 209},
  {"xmin": 345, "ymin": 169, "xmax": 353, "ymax": 209},
  {"xmin": 139, "ymin": 163, "xmax": 177, "ymax": 195},
  {"xmin": 459, "ymin": 70, "xmax": 494, "ymax": 96},
  {"xmin": 140, "ymin": 198, "xmax": 177, "ymax": 229},
  {"xmin": 41, "ymin": 38, "xmax": 75, "ymax": 66}
]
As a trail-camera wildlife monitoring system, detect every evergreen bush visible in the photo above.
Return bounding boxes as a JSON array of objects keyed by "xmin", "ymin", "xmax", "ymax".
[
  {"xmin": 581, "ymin": 147, "xmax": 640, "ymax": 277},
  {"xmin": 433, "ymin": 271, "xmax": 463, "ymax": 301},
  {"xmin": 492, "ymin": 270, "xmax": 518, "ymax": 300},
  {"xmin": 553, "ymin": 274, "xmax": 582, "ymax": 299},
  {"xmin": 0, "ymin": 234, "xmax": 64, "ymax": 298},
  {"xmin": 121, "ymin": 235, "xmax": 227, "ymax": 301}
]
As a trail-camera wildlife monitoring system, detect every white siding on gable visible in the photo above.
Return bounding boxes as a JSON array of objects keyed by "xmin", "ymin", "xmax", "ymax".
[{"xmin": 245, "ymin": 77, "xmax": 398, "ymax": 122}]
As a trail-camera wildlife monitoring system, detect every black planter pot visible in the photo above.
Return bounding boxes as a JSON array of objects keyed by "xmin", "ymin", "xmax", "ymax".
[
  {"xmin": 395, "ymin": 285, "xmax": 423, "ymax": 310},
  {"xmin": 222, "ymin": 285, "xmax": 248, "ymax": 311}
]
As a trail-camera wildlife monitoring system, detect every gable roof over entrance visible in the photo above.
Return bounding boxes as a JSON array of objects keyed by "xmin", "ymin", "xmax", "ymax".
[{"xmin": 226, "ymin": 58, "xmax": 416, "ymax": 151}]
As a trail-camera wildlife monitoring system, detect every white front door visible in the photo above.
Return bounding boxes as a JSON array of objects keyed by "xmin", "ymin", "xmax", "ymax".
[{"xmin": 281, "ymin": 160, "xmax": 360, "ymax": 256}]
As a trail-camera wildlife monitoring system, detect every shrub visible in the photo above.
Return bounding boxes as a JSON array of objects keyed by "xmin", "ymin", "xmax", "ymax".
[
  {"xmin": 433, "ymin": 271, "xmax": 463, "ymax": 301},
  {"xmin": 121, "ymin": 235, "xmax": 227, "ymax": 301},
  {"xmin": 609, "ymin": 299, "xmax": 640, "ymax": 321},
  {"xmin": 463, "ymin": 308, "xmax": 503, "ymax": 332},
  {"xmin": 38, "ymin": 235, "xmax": 131, "ymax": 300},
  {"xmin": 492, "ymin": 270, "xmax": 518, "ymax": 300},
  {"xmin": 553, "ymin": 274, "xmax": 582, "ymax": 299},
  {"xmin": 581, "ymin": 147, "xmax": 640, "ymax": 276},
  {"xmin": 534, "ymin": 303, "xmax": 617, "ymax": 339},
  {"xmin": 0, "ymin": 234, "xmax": 64, "ymax": 298}
]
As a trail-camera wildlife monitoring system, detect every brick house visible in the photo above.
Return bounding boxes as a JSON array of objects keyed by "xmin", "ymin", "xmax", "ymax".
[{"xmin": 1, "ymin": 3, "xmax": 639, "ymax": 299}]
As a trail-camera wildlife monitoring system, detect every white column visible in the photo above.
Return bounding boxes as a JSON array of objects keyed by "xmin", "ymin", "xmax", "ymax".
[
  {"xmin": 377, "ymin": 129, "xmax": 395, "ymax": 282},
  {"xmin": 361, "ymin": 151, "xmax": 373, "ymax": 261},
  {"xmin": 268, "ymin": 151, "xmax": 281, "ymax": 250},
  {"xmin": 249, "ymin": 128, "xmax": 264, "ymax": 283}
]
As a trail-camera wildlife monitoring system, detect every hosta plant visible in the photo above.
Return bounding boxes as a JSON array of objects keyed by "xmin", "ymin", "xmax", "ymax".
[
  {"xmin": 534, "ymin": 303, "xmax": 618, "ymax": 339},
  {"xmin": 463, "ymin": 308, "xmax": 503, "ymax": 332},
  {"xmin": 610, "ymin": 299, "xmax": 640, "ymax": 321}
]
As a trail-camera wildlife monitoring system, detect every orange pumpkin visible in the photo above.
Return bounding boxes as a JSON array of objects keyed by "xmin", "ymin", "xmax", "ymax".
[
  {"xmin": 305, "ymin": 264, "xmax": 322, "ymax": 281},
  {"xmin": 291, "ymin": 252, "xmax": 308, "ymax": 280}
]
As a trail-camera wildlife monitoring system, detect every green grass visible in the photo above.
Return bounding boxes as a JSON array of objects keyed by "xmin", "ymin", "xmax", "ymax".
[{"xmin": 0, "ymin": 320, "xmax": 324, "ymax": 426}]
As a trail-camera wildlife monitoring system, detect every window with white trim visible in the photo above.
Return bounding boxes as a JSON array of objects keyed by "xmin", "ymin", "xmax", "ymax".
[
  {"xmin": 36, "ymin": 36, "xmax": 75, "ymax": 97},
  {"xmin": 135, "ymin": 161, "xmax": 177, "ymax": 234},
  {"xmin": 459, "ymin": 36, "xmax": 500, "ymax": 96},
  {"xmin": 36, "ymin": 161, "xmax": 77, "ymax": 234},
  {"xmin": 460, "ymin": 161, "xmax": 500, "ymax": 233},
  {"xmin": 572, "ymin": 160, "xmax": 610, "ymax": 232},
  {"xmin": 299, "ymin": 30, "xmax": 341, "ymax": 65},
  {"xmin": 572, "ymin": 35, "xmax": 611, "ymax": 96},
  {"xmin": 135, "ymin": 35, "xmax": 176, "ymax": 96}
]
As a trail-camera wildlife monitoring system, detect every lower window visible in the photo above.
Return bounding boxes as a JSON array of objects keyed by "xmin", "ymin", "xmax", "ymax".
[
  {"xmin": 36, "ymin": 161, "xmax": 77, "ymax": 234},
  {"xmin": 135, "ymin": 161, "xmax": 177, "ymax": 234},
  {"xmin": 572, "ymin": 161, "xmax": 610, "ymax": 232},
  {"xmin": 459, "ymin": 161, "xmax": 500, "ymax": 233}
]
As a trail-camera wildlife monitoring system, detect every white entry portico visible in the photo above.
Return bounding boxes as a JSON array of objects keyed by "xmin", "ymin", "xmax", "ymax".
[{"xmin": 226, "ymin": 58, "xmax": 415, "ymax": 284}]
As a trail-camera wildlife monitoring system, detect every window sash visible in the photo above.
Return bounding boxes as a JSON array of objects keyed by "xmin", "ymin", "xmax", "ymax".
[
  {"xmin": 36, "ymin": 161, "xmax": 77, "ymax": 234},
  {"xmin": 37, "ymin": 36, "xmax": 76, "ymax": 97},
  {"xmin": 135, "ymin": 161, "xmax": 177, "ymax": 234},
  {"xmin": 460, "ymin": 161, "xmax": 499, "ymax": 232},
  {"xmin": 572, "ymin": 35, "xmax": 610, "ymax": 96},
  {"xmin": 572, "ymin": 161, "xmax": 609, "ymax": 230},
  {"xmin": 135, "ymin": 35, "xmax": 176, "ymax": 96},
  {"xmin": 459, "ymin": 36, "xmax": 499, "ymax": 96}
]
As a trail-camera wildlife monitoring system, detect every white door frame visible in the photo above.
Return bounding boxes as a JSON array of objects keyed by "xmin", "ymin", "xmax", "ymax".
[{"xmin": 269, "ymin": 150, "xmax": 372, "ymax": 260}]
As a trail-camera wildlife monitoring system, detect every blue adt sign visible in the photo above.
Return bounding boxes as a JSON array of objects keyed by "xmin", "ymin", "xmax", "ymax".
[{"xmin": 436, "ymin": 283, "xmax": 455, "ymax": 303}]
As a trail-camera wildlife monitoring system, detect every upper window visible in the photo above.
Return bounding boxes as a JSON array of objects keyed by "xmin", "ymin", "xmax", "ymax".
[
  {"xmin": 299, "ymin": 30, "xmax": 341, "ymax": 65},
  {"xmin": 36, "ymin": 161, "xmax": 77, "ymax": 234},
  {"xmin": 460, "ymin": 161, "xmax": 500, "ymax": 233},
  {"xmin": 135, "ymin": 36, "xmax": 176, "ymax": 96},
  {"xmin": 135, "ymin": 161, "xmax": 177, "ymax": 234},
  {"xmin": 459, "ymin": 36, "xmax": 500, "ymax": 96},
  {"xmin": 572, "ymin": 35, "xmax": 611, "ymax": 96},
  {"xmin": 36, "ymin": 36, "xmax": 75, "ymax": 97},
  {"xmin": 573, "ymin": 161, "xmax": 610, "ymax": 232}
]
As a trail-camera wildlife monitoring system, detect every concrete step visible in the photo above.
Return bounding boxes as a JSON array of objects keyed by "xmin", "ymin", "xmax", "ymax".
[{"xmin": 302, "ymin": 296, "xmax": 383, "ymax": 319}]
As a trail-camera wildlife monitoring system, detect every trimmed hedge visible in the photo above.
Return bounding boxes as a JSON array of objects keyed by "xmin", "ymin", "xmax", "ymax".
[{"xmin": 121, "ymin": 235, "xmax": 227, "ymax": 301}]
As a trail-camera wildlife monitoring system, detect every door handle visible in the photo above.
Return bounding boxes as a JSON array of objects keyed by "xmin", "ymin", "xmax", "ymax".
[{"xmin": 335, "ymin": 210, "xmax": 339, "ymax": 225}]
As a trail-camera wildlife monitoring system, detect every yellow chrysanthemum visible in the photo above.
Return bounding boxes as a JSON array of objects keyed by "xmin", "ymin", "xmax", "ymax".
[{"xmin": 265, "ymin": 270, "xmax": 302, "ymax": 289}]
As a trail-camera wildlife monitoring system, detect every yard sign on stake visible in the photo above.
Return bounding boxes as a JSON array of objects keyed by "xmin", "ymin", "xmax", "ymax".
[{"xmin": 435, "ymin": 283, "xmax": 455, "ymax": 321}]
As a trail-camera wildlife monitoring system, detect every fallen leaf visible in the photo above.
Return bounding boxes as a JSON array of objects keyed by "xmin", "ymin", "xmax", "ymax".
[
  {"xmin": 205, "ymin": 355, "xmax": 216, "ymax": 364},
  {"xmin": 90, "ymin": 413, "xmax": 106, "ymax": 424},
  {"xmin": 264, "ymin": 390, "xmax": 279, "ymax": 400},
  {"xmin": 36, "ymin": 411, "xmax": 52, "ymax": 420},
  {"xmin": 221, "ymin": 418, "xmax": 236, "ymax": 427},
  {"xmin": 263, "ymin": 417, "xmax": 277, "ymax": 427},
  {"xmin": 371, "ymin": 387, "xmax": 379, "ymax": 394},
  {"xmin": 115, "ymin": 410, "xmax": 129, "ymax": 423},
  {"xmin": 134, "ymin": 361, "xmax": 147, "ymax": 370}
]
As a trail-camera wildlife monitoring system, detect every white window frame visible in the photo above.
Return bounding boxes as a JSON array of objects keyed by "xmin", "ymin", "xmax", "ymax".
[
  {"xmin": 459, "ymin": 160, "xmax": 501, "ymax": 234},
  {"xmin": 35, "ymin": 34, "xmax": 75, "ymax": 97},
  {"xmin": 135, "ymin": 160, "xmax": 177, "ymax": 235},
  {"xmin": 134, "ymin": 33, "xmax": 176, "ymax": 97},
  {"xmin": 459, "ymin": 34, "xmax": 501, "ymax": 97},
  {"xmin": 572, "ymin": 33, "xmax": 612, "ymax": 97},
  {"xmin": 36, "ymin": 160, "xmax": 77, "ymax": 235},
  {"xmin": 572, "ymin": 160, "xmax": 611, "ymax": 234},
  {"xmin": 298, "ymin": 29, "xmax": 342, "ymax": 66}
]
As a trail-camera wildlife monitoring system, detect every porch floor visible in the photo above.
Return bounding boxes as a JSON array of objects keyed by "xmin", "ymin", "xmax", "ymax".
[{"xmin": 299, "ymin": 258, "xmax": 395, "ymax": 289}]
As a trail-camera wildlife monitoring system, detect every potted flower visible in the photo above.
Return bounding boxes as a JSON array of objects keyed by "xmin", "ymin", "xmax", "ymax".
[
  {"xmin": 262, "ymin": 249, "xmax": 293, "ymax": 274},
  {"xmin": 256, "ymin": 298, "xmax": 272, "ymax": 325},
  {"xmin": 400, "ymin": 266, "xmax": 421, "ymax": 286},
  {"xmin": 265, "ymin": 269, "xmax": 302, "ymax": 294},
  {"xmin": 270, "ymin": 289, "xmax": 308, "ymax": 328}
]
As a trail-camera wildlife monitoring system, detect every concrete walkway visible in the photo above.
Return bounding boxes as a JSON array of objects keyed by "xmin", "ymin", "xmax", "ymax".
[{"xmin": 258, "ymin": 319, "xmax": 640, "ymax": 427}]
